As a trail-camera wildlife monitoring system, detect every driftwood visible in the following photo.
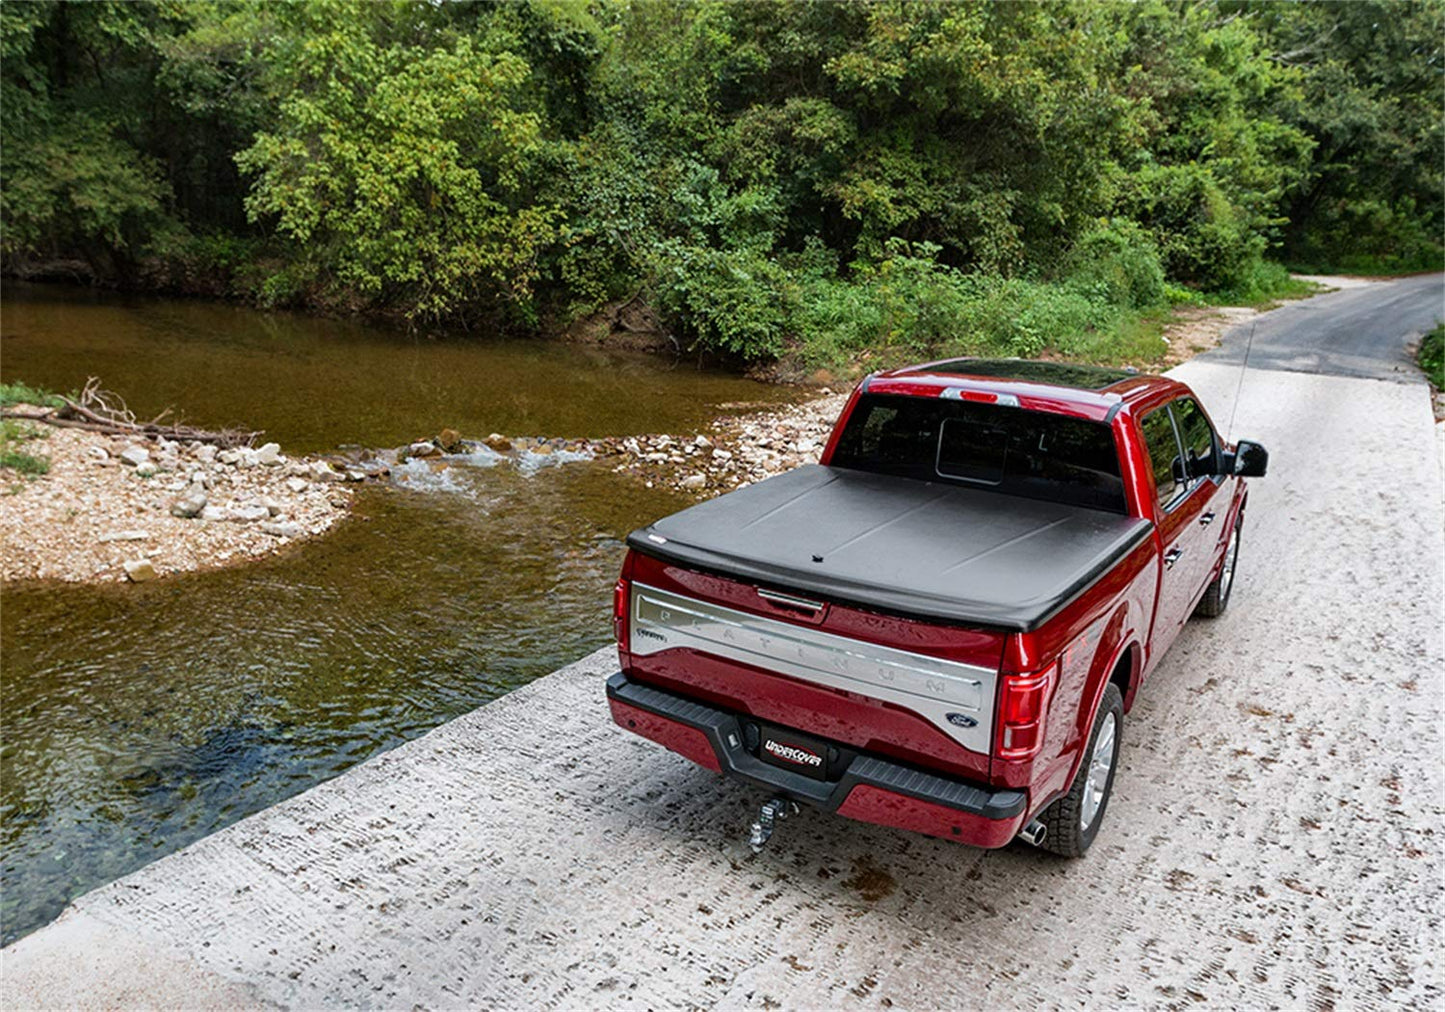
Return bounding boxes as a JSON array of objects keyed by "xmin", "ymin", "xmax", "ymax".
[{"xmin": 2, "ymin": 377, "xmax": 261, "ymax": 448}]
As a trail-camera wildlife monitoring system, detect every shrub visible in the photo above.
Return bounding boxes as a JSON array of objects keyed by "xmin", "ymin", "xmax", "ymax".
[
  {"xmin": 1419, "ymin": 323, "xmax": 1444, "ymax": 387},
  {"xmin": 1066, "ymin": 222, "xmax": 1167, "ymax": 309},
  {"xmin": 651, "ymin": 241, "xmax": 790, "ymax": 358}
]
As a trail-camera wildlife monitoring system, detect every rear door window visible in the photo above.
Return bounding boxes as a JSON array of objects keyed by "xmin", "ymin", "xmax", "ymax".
[{"xmin": 1139, "ymin": 406, "xmax": 1185, "ymax": 509}]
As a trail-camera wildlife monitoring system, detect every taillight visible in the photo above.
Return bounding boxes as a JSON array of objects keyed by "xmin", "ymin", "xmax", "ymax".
[
  {"xmin": 996, "ymin": 662, "xmax": 1056, "ymax": 759},
  {"xmin": 613, "ymin": 578, "xmax": 630, "ymax": 650}
]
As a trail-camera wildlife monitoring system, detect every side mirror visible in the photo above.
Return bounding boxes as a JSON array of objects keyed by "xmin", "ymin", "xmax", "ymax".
[{"xmin": 1223, "ymin": 439, "xmax": 1268, "ymax": 478}]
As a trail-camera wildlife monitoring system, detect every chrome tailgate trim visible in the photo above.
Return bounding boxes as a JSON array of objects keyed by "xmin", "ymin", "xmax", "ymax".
[{"xmin": 629, "ymin": 583, "xmax": 997, "ymax": 754}]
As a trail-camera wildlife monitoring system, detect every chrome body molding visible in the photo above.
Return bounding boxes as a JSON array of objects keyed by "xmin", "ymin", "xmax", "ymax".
[{"xmin": 629, "ymin": 583, "xmax": 998, "ymax": 754}]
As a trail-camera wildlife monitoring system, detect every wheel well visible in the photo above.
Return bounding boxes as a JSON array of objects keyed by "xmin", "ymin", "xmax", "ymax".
[{"xmin": 1110, "ymin": 645, "xmax": 1138, "ymax": 710}]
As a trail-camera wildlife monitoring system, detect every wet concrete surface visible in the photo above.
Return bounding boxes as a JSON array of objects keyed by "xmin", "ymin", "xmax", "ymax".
[{"xmin": 4, "ymin": 291, "xmax": 1442, "ymax": 1009}]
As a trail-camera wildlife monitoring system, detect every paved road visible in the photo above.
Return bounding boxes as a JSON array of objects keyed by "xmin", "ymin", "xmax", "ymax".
[
  {"xmin": 4, "ymin": 278, "xmax": 1442, "ymax": 1010},
  {"xmin": 1205, "ymin": 272, "xmax": 1442, "ymax": 383}
]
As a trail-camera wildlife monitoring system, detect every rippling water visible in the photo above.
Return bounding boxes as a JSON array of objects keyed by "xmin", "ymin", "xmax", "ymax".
[{"xmin": 0, "ymin": 285, "xmax": 784, "ymax": 943}]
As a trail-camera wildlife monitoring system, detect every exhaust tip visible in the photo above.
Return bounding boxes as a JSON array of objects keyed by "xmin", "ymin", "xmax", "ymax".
[{"xmin": 1017, "ymin": 819, "xmax": 1047, "ymax": 848}]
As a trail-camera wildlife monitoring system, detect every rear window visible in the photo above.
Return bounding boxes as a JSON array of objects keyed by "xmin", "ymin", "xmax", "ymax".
[{"xmin": 831, "ymin": 393, "xmax": 1126, "ymax": 512}]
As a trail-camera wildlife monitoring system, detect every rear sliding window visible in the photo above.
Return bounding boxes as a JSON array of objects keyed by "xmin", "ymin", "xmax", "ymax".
[{"xmin": 831, "ymin": 393, "xmax": 1126, "ymax": 513}]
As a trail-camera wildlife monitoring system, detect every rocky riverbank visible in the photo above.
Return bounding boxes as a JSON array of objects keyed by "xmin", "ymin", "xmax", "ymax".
[
  {"xmin": 592, "ymin": 390, "xmax": 849, "ymax": 497},
  {"xmin": 0, "ymin": 409, "xmax": 358, "ymax": 583}
]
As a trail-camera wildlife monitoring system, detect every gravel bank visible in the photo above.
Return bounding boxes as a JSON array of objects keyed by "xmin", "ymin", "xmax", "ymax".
[{"xmin": 0, "ymin": 409, "xmax": 355, "ymax": 583}]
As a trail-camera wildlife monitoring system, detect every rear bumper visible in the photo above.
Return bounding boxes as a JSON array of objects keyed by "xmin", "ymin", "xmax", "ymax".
[{"xmin": 607, "ymin": 672, "xmax": 1029, "ymax": 848}]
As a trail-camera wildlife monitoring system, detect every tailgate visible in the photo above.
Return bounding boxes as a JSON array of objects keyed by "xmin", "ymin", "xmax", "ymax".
[{"xmin": 622, "ymin": 551, "xmax": 1006, "ymax": 779}]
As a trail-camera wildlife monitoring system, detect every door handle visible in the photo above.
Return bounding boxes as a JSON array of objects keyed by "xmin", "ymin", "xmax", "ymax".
[
  {"xmin": 1199, "ymin": 511, "xmax": 1216, "ymax": 527},
  {"xmin": 1164, "ymin": 547, "xmax": 1184, "ymax": 570}
]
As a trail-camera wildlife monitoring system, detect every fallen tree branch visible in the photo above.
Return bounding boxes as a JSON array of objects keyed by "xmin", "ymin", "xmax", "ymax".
[
  {"xmin": 4, "ymin": 377, "xmax": 262, "ymax": 447},
  {"xmin": 2, "ymin": 408, "xmax": 262, "ymax": 447}
]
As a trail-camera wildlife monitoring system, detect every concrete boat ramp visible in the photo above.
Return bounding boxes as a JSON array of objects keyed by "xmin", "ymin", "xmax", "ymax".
[{"xmin": 4, "ymin": 351, "xmax": 1443, "ymax": 1009}]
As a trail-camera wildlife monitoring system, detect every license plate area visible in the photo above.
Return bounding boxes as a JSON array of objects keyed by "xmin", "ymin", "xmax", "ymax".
[{"xmin": 756, "ymin": 723, "xmax": 835, "ymax": 781}]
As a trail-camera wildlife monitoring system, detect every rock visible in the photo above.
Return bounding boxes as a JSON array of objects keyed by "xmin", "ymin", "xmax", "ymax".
[
  {"xmin": 310, "ymin": 461, "xmax": 344, "ymax": 483},
  {"xmin": 681, "ymin": 474, "xmax": 707, "ymax": 491},
  {"xmin": 712, "ymin": 448, "xmax": 733, "ymax": 461},
  {"xmin": 230, "ymin": 504, "xmax": 270, "ymax": 523},
  {"xmin": 217, "ymin": 449, "xmax": 242, "ymax": 465},
  {"xmin": 286, "ymin": 477, "xmax": 309, "ymax": 493},
  {"xmin": 408, "ymin": 441, "xmax": 441, "ymax": 459},
  {"xmin": 345, "ymin": 469, "xmax": 366, "ymax": 482},
  {"xmin": 87, "ymin": 446, "xmax": 110, "ymax": 464},
  {"xmin": 169, "ymin": 491, "xmax": 208, "ymax": 519},
  {"xmin": 694, "ymin": 435, "xmax": 713, "ymax": 448},
  {"xmin": 200, "ymin": 505, "xmax": 230, "ymax": 522},
  {"xmin": 238, "ymin": 449, "xmax": 260, "ymax": 468},
  {"xmin": 260, "ymin": 521, "xmax": 304, "ymax": 539},
  {"xmin": 193, "ymin": 444, "xmax": 219, "ymax": 464},
  {"xmin": 437, "ymin": 428, "xmax": 463, "ymax": 453},
  {"xmin": 134, "ymin": 462, "xmax": 158, "ymax": 478},
  {"xmin": 532, "ymin": 444, "xmax": 553, "ymax": 456},
  {"xmin": 483, "ymin": 433, "xmax": 512, "ymax": 453},
  {"xmin": 99, "ymin": 530, "xmax": 151, "ymax": 543},
  {"xmin": 118, "ymin": 446, "xmax": 150, "ymax": 468},
  {"xmin": 122, "ymin": 558, "xmax": 157, "ymax": 583},
  {"xmin": 259, "ymin": 496, "xmax": 282, "ymax": 517},
  {"xmin": 255, "ymin": 442, "xmax": 283, "ymax": 466}
]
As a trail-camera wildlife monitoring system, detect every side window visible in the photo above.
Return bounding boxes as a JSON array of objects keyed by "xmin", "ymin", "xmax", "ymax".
[
  {"xmin": 1171, "ymin": 397, "xmax": 1218, "ymax": 479},
  {"xmin": 1140, "ymin": 407, "xmax": 1184, "ymax": 508}
]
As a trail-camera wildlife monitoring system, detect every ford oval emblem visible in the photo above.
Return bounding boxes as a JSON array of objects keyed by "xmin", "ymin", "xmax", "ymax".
[{"xmin": 946, "ymin": 712, "xmax": 977, "ymax": 728}]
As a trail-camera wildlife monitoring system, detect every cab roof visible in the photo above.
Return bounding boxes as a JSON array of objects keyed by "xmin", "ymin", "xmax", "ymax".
[{"xmin": 864, "ymin": 357, "xmax": 1183, "ymax": 422}]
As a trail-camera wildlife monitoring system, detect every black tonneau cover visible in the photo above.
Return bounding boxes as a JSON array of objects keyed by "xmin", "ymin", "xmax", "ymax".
[{"xmin": 628, "ymin": 465, "xmax": 1153, "ymax": 632}]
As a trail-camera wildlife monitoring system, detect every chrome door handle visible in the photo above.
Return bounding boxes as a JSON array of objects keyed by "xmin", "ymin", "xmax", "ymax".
[
  {"xmin": 1199, "ymin": 511, "xmax": 1216, "ymax": 527},
  {"xmin": 1164, "ymin": 547, "xmax": 1184, "ymax": 570}
]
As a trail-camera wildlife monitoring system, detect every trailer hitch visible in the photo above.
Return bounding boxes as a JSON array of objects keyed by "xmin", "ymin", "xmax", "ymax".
[{"xmin": 749, "ymin": 797, "xmax": 800, "ymax": 853}]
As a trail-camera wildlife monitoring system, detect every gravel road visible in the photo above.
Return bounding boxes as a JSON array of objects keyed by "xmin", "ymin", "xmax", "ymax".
[{"xmin": 4, "ymin": 277, "xmax": 1441, "ymax": 1010}]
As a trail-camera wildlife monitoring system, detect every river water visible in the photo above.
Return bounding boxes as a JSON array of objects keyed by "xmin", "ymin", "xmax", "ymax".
[{"xmin": 0, "ymin": 283, "xmax": 794, "ymax": 943}]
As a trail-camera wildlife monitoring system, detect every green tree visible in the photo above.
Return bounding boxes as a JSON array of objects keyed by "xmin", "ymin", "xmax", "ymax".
[{"xmin": 234, "ymin": 0, "xmax": 560, "ymax": 321}]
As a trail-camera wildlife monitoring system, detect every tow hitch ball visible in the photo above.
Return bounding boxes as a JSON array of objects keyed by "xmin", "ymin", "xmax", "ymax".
[{"xmin": 749, "ymin": 797, "xmax": 800, "ymax": 853}]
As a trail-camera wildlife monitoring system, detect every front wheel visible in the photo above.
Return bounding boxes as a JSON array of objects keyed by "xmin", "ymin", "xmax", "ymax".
[
  {"xmin": 1036, "ymin": 682, "xmax": 1123, "ymax": 858},
  {"xmin": 1195, "ymin": 512, "xmax": 1243, "ymax": 618}
]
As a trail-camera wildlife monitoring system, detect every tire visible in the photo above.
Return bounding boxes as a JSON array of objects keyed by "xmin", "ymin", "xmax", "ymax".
[
  {"xmin": 1195, "ymin": 512, "xmax": 1243, "ymax": 619},
  {"xmin": 1036, "ymin": 682, "xmax": 1123, "ymax": 858}
]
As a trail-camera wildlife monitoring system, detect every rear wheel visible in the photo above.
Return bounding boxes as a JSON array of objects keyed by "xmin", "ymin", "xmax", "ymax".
[
  {"xmin": 1036, "ymin": 683, "xmax": 1123, "ymax": 858},
  {"xmin": 1195, "ymin": 513, "xmax": 1242, "ymax": 618}
]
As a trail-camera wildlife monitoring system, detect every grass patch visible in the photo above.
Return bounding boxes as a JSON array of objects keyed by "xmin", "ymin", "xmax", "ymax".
[
  {"xmin": 0, "ymin": 419, "xmax": 51, "ymax": 477},
  {"xmin": 1204, "ymin": 260, "xmax": 1321, "ymax": 307},
  {"xmin": 1418, "ymin": 323, "xmax": 1444, "ymax": 388},
  {"xmin": 0, "ymin": 381, "xmax": 67, "ymax": 409}
]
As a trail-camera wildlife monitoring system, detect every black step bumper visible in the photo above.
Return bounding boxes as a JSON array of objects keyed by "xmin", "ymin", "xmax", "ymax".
[{"xmin": 607, "ymin": 672, "xmax": 1027, "ymax": 834}]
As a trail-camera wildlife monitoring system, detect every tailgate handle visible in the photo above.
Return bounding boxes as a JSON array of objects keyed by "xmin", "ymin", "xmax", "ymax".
[
  {"xmin": 1199, "ymin": 511, "xmax": 1216, "ymax": 527},
  {"xmin": 1164, "ymin": 547, "xmax": 1185, "ymax": 570},
  {"xmin": 758, "ymin": 589, "xmax": 825, "ymax": 614}
]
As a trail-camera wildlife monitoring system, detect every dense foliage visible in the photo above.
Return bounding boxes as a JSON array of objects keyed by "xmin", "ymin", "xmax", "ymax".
[{"xmin": 2, "ymin": 0, "xmax": 1441, "ymax": 362}]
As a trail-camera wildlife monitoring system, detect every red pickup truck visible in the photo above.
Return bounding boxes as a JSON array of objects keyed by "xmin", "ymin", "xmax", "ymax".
[{"xmin": 607, "ymin": 358, "xmax": 1267, "ymax": 856}]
